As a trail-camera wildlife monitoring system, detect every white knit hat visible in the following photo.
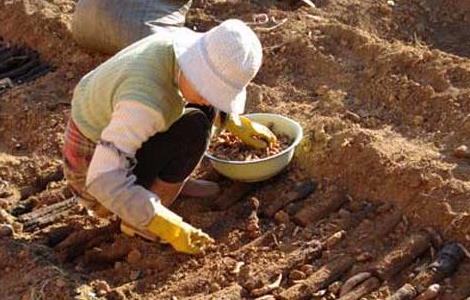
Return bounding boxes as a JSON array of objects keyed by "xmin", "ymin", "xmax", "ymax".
[{"xmin": 173, "ymin": 19, "xmax": 262, "ymax": 114}]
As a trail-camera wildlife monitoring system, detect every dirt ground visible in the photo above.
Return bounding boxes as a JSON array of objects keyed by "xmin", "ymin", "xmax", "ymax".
[{"xmin": 1, "ymin": 0, "xmax": 470, "ymax": 299}]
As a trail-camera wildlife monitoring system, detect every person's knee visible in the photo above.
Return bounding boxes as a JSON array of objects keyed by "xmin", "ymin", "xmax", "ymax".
[{"xmin": 178, "ymin": 110, "xmax": 211, "ymax": 143}]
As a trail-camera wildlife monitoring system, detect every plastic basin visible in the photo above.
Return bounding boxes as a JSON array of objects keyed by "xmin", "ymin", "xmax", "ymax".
[{"xmin": 205, "ymin": 113, "xmax": 303, "ymax": 182}]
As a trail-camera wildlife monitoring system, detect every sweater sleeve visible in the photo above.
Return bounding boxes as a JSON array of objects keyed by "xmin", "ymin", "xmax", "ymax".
[{"xmin": 85, "ymin": 100, "xmax": 166, "ymax": 228}]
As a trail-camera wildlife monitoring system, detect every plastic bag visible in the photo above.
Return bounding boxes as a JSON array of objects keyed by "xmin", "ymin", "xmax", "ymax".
[{"xmin": 72, "ymin": 0, "xmax": 192, "ymax": 54}]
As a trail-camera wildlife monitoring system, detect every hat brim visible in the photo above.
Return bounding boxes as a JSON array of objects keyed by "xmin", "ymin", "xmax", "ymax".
[{"xmin": 173, "ymin": 28, "xmax": 246, "ymax": 114}]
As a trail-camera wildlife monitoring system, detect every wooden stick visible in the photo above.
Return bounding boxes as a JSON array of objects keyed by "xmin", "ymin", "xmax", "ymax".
[
  {"xmin": 230, "ymin": 228, "xmax": 276, "ymax": 257},
  {"xmin": 294, "ymin": 186, "xmax": 346, "ymax": 226},
  {"xmin": 415, "ymin": 284, "xmax": 440, "ymax": 300},
  {"xmin": 250, "ymin": 240, "xmax": 323, "ymax": 285},
  {"xmin": 251, "ymin": 274, "xmax": 282, "ymax": 297},
  {"xmin": 388, "ymin": 243, "xmax": 466, "ymax": 300},
  {"xmin": 263, "ymin": 179, "xmax": 316, "ymax": 218},
  {"xmin": 278, "ymin": 255, "xmax": 354, "ymax": 300},
  {"xmin": 373, "ymin": 231, "xmax": 431, "ymax": 281},
  {"xmin": 212, "ymin": 182, "xmax": 254, "ymax": 210},
  {"xmin": 23, "ymin": 207, "xmax": 76, "ymax": 231},
  {"xmin": 46, "ymin": 225, "xmax": 76, "ymax": 247},
  {"xmin": 16, "ymin": 63, "xmax": 51, "ymax": 83},
  {"xmin": 55, "ymin": 221, "xmax": 120, "ymax": 262},
  {"xmin": 19, "ymin": 166, "xmax": 63, "ymax": 200},
  {"xmin": 365, "ymin": 210, "xmax": 402, "ymax": 241},
  {"xmin": 386, "ymin": 283, "xmax": 418, "ymax": 300},
  {"xmin": 19, "ymin": 197, "xmax": 76, "ymax": 222},
  {"xmin": 0, "ymin": 53, "xmax": 39, "ymax": 80},
  {"xmin": 337, "ymin": 277, "xmax": 381, "ymax": 300},
  {"xmin": 339, "ymin": 272, "xmax": 373, "ymax": 296}
]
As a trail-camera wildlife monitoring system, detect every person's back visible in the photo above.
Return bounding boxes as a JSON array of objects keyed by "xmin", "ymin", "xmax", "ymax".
[{"xmin": 72, "ymin": 33, "xmax": 185, "ymax": 142}]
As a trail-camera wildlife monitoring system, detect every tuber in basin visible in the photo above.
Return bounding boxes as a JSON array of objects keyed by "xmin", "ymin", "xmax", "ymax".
[{"xmin": 205, "ymin": 113, "xmax": 303, "ymax": 182}]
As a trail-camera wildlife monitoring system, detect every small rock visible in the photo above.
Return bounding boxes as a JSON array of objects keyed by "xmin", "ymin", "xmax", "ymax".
[
  {"xmin": 130, "ymin": 270, "xmax": 141, "ymax": 281},
  {"xmin": 209, "ymin": 282, "xmax": 221, "ymax": 292},
  {"xmin": 387, "ymin": 0, "xmax": 395, "ymax": 6},
  {"xmin": 324, "ymin": 230, "xmax": 346, "ymax": 249},
  {"xmin": 356, "ymin": 252, "xmax": 374, "ymax": 262},
  {"xmin": 126, "ymin": 249, "xmax": 142, "ymax": 265},
  {"xmin": 0, "ymin": 209, "xmax": 15, "ymax": 224},
  {"xmin": 328, "ymin": 281, "xmax": 342, "ymax": 295},
  {"xmin": 337, "ymin": 208, "xmax": 352, "ymax": 218},
  {"xmin": 21, "ymin": 291, "xmax": 32, "ymax": 300},
  {"xmin": 289, "ymin": 270, "xmax": 306, "ymax": 281},
  {"xmin": 0, "ymin": 199, "xmax": 9, "ymax": 209},
  {"xmin": 0, "ymin": 224, "xmax": 14, "ymax": 237},
  {"xmin": 65, "ymin": 71, "xmax": 75, "ymax": 80},
  {"xmin": 299, "ymin": 264, "xmax": 314, "ymax": 276},
  {"xmin": 75, "ymin": 265, "xmax": 84, "ymax": 272},
  {"xmin": 413, "ymin": 115, "xmax": 424, "ymax": 126},
  {"xmin": 12, "ymin": 222, "xmax": 22, "ymax": 233},
  {"xmin": 312, "ymin": 289, "xmax": 327, "ymax": 297},
  {"xmin": 94, "ymin": 280, "xmax": 111, "ymax": 295},
  {"xmin": 114, "ymin": 261, "xmax": 123, "ymax": 269},
  {"xmin": 55, "ymin": 278, "xmax": 67, "ymax": 288},
  {"xmin": 274, "ymin": 210, "xmax": 290, "ymax": 224},
  {"xmin": 18, "ymin": 250, "xmax": 28, "ymax": 258},
  {"xmin": 454, "ymin": 145, "xmax": 470, "ymax": 158}
]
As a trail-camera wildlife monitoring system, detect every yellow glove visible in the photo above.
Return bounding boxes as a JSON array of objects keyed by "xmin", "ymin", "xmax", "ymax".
[
  {"xmin": 146, "ymin": 202, "xmax": 214, "ymax": 254},
  {"xmin": 223, "ymin": 114, "xmax": 277, "ymax": 149}
]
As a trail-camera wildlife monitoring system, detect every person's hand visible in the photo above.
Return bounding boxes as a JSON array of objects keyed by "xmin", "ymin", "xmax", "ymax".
[
  {"xmin": 168, "ymin": 222, "xmax": 214, "ymax": 254},
  {"xmin": 224, "ymin": 115, "xmax": 277, "ymax": 149},
  {"xmin": 146, "ymin": 202, "xmax": 214, "ymax": 254}
]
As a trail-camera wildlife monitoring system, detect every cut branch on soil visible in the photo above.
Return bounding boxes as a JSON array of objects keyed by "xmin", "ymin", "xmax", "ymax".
[
  {"xmin": 55, "ymin": 221, "xmax": 120, "ymax": 262},
  {"xmin": 294, "ymin": 189, "xmax": 346, "ymax": 226},
  {"xmin": 415, "ymin": 284, "xmax": 441, "ymax": 300},
  {"xmin": 262, "ymin": 179, "xmax": 316, "ymax": 218},
  {"xmin": 337, "ymin": 277, "xmax": 381, "ymax": 300},
  {"xmin": 278, "ymin": 255, "xmax": 355, "ymax": 300},
  {"xmin": 387, "ymin": 283, "xmax": 418, "ymax": 300},
  {"xmin": 250, "ymin": 273, "xmax": 282, "ymax": 297},
  {"xmin": 19, "ymin": 197, "xmax": 77, "ymax": 231},
  {"xmin": 372, "ymin": 231, "xmax": 432, "ymax": 281},
  {"xmin": 388, "ymin": 242, "xmax": 466, "ymax": 300},
  {"xmin": 339, "ymin": 272, "xmax": 373, "ymax": 296},
  {"xmin": 19, "ymin": 166, "xmax": 64, "ymax": 200},
  {"xmin": 411, "ymin": 242, "xmax": 466, "ymax": 290},
  {"xmin": 248, "ymin": 240, "xmax": 323, "ymax": 287},
  {"xmin": 212, "ymin": 182, "xmax": 255, "ymax": 211},
  {"xmin": 230, "ymin": 228, "xmax": 277, "ymax": 257}
]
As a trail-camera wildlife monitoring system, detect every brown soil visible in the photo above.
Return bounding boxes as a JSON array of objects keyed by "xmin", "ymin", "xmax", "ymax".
[{"xmin": 1, "ymin": 0, "xmax": 470, "ymax": 299}]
